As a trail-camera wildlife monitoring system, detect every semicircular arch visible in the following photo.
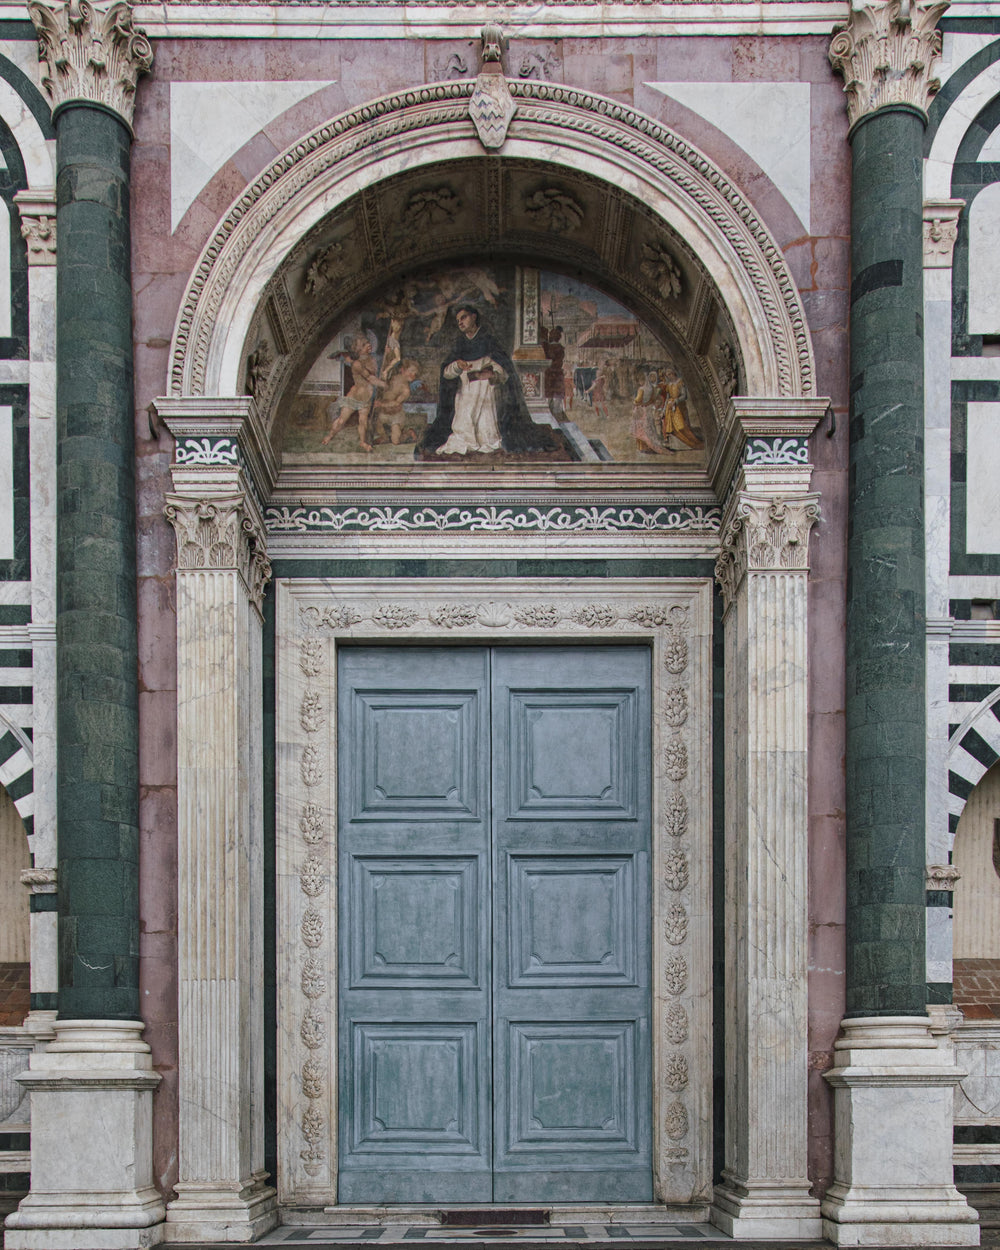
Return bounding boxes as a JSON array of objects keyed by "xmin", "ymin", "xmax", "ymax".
[{"xmin": 169, "ymin": 79, "xmax": 816, "ymax": 407}]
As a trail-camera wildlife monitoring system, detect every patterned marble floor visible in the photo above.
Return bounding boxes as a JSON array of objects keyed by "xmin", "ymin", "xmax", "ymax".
[{"xmin": 257, "ymin": 1225, "xmax": 718, "ymax": 1246}]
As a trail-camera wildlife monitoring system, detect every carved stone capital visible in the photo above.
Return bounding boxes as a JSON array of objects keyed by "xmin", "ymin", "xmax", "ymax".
[
  {"xmin": 923, "ymin": 198, "xmax": 965, "ymax": 268},
  {"xmin": 20, "ymin": 866, "xmax": 57, "ymax": 894},
  {"xmin": 829, "ymin": 0, "xmax": 949, "ymax": 128},
  {"xmin": 164, "ymin": 492, "xmax": 272, "ymax": 612},
  {"xmin": 715, "ymin": 493, "xmax": 821, "ymax": 610},
  {"xmin": 926, "ymin": 863, "xmax": 960, "ymax": 890},
  {"xmin": 27, "ymin": 0, "xmax": 153, "ymax": 129},
  {"xmin": 14, "ymin": 191, "xmax": 56, "ymax": 265}
]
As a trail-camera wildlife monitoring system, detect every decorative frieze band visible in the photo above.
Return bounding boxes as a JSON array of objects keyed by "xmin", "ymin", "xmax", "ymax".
[
  {"xmin": 829, "ymin": 0, "xmax": 949, "ymax": 128},
  {"xmin": 13, "ymin": 191, "xmax": 56, "ymax": 266},
  {"xmin": 164, "ymin": 492, "xmax": 272, "ymax": 612},
  {"xmin": 715, "ymin": 493, "xmax": 820, "ymax": 610},
  {"xmin": 923, "ymin": 199, "xmax": 965, "ymax": 269},
  {"xmin": 27, "ymin": 0, "xmax": 153, "ymax": 128},
  {"xmin": 265, "ymin": 503, "xmax": 721, "ymax": 536}
]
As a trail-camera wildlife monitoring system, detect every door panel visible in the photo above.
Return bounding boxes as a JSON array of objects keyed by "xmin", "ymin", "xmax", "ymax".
[
  {"xmin": 338, "ymin": 645, "xmax": 651, "ymax": 1204},
  {"xmin": 491, "ymin": 647, "xmax": 652, "ymax": 1202},
  {"xmin": 338, "ymin": 648, "xmax": 492, "ymax": 1202}
]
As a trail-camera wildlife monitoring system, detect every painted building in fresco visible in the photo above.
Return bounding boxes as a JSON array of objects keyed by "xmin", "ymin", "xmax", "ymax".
[{"xmin": 1, "ymin": 0, "xmax": 1000, "ymax": 1245}]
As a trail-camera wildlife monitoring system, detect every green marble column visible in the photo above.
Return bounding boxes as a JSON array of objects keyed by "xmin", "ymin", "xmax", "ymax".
[
  {"xmin": 845, "ymin": 103, "xmax": 928, "ymax": 1017},
  {"xmin": 28, "ymin": 0, "xmax": 154, "ymax": 1022},
  {"xmin": 55, "ymin": 100, "xmax": 140, "ymax": 1021}
]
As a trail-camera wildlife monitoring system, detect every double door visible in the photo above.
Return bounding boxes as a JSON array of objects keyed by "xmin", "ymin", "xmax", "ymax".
[{"xmin": 337, "ymin": 645, "xmax": 652, "ymax": 1203}]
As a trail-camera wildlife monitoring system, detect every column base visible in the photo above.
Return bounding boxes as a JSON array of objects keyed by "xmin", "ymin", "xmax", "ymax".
[
  {"xmin": 3, "ymin": 1021, "xmax": 165, "ymax": 1250},
  {"xmin": 822, "ymin": 1016, "xmax": 980, "ymax": 1248},
  {"xmin": 711, "ymin": 1179, "xmax": 822, "ymax": 1240},
  {"xmin": 165, "ymin": 1174, "xmax": 278, "ymax": 1243}
]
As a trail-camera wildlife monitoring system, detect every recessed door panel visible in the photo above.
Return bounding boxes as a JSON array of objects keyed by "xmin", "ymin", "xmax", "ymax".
[{"xmin": 339, "ymin": 644, "xmax": 651, "ymax": 1204}]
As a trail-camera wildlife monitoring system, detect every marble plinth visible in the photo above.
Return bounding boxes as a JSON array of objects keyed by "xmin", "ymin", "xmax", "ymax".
[
  {"xmin": 821, "ymin": 1017, "xmax": 980, "ymax": 1247},
  {"xmin": 3, "ymin": 1021, "xmax": 164, "ymax": 1250}
]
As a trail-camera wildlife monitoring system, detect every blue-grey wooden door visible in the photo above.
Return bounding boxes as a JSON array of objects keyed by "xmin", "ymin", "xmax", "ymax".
[{"xmin": 338, "ymin": 645, "xmax": 651, "ymax": 1204}]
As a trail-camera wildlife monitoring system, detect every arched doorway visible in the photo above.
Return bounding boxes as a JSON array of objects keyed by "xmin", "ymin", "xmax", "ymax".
[{"xmin": 159, "ymin": 78, "xmax": 826, "ymax": 1238}]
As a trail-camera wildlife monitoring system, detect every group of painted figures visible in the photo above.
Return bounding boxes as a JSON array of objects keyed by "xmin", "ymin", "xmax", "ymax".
[
  {"xmin": 319, "ymin": 304, "xmax": 702, "ymax": 459},
  {"xmin": 629, "ymin": 367, "xmax": 704, "ymax": 455}
]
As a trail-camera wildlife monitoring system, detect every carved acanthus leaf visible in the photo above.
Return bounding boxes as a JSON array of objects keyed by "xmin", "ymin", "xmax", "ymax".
[
  {"xmin": 15, "ymin": 193, "xmax": 56, "ymax": 265},
  {"xmin": 829, "ymin": 0, "xmax": 948, "ymax": 127},
  {"xmin": 28, "ymin": 0, "xmax": 153, "ymax": 127},
  {"xmin": 524, "ymin": 187, "xmax": 584, "ymax": 234},
  {"xmin": 716, "ymin": 493, "xmax": 821, "ymax": 610},
  {"xmin": 164, "ymin": 493, "xmax": 271, "ymax": 611},
  {"xmin": 640, "ymin": 241, "xmax": 683, "ymax": 301},
  {"xmin": 923, "ymin": 199, "xmax": 964, "ymax": 269}
]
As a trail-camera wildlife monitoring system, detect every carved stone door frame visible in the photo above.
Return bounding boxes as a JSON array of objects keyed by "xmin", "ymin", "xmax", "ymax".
[{"xmin": 274, "ymin": 577, "xmax": 714, "ymax": 1213}]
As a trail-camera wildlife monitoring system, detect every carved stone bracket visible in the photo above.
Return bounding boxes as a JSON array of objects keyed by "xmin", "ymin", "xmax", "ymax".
[
  {"xmin": 923, "ymin": 198, "xmax": 965, "ymax": 268},
  {"xmin": 27, "ymin": 0, "xmax": 153, "ymax": 129},
  {"xmin": 14, "ymin": 191, "xmax": 56, "ymax": 265},
  {"xmin": 715, "ymin": 493, "xmax": 821, "ymax": 610},
  {"xmin": 20, "ymin": 866, "xmax": 57, "ymax": 894},
  {"xmin": 829, "ymin": 0, "xmax": 949, "ymax": 129},
  {"xmin": 164, "ymin": 492, "xmax": 272, "ymax": 613}
]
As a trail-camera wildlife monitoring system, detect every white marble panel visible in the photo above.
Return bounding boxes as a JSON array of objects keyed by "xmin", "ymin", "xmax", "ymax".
[
  {"xmin": 966, "ymin": 403, "xmax": 1000, "ymax": 553},
  {"xmin": 0, "ymin": 68, "xmax": 55, "ymax": 191},
  {"xmin": 170, "ymin": 80, "xmax": 335, "ymax": 232},
  {"xmin": 969, "ymin": 187, "xmax": 1000, "ymax": 336},
  {"xmin": 950, "ymin": 576, "xmax": 1000, "ymax": 598},
  {"xmin": 926, "ymin": 904, "xmax": 953, "ymax": 985},
  {"xmin": 644, "ymin": 82, "xmax": 811, "ymax": 231},
  {"xmin": 979, "ymin": 124, "xmax": 1000, "ymax": 162},
  {"xmin": 926, "ymin": 635, "xmax": 951, "ymax": 866},
  {"xmin": 0, "ymin": 405, "xmax": 12, "ymax": 561},
  {"xmin": 954, "ymin": 1025, "xmax": 1000, "ymax": 1122},
  {"xmin": 953, "ymin": 357, "xmax": 1000, "ymax": 380}
]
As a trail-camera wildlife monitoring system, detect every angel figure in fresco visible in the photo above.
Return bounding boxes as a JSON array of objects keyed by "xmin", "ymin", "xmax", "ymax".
[
  {"xmin": 374, "ymin": 358, "xmax": 423, "ymax": 445},
  {"xmin": 659, "ymin": 364, "xmax": 704, "ymax": 451},
  {"xmin": 321, "ymin": 333, "xmax": 386, "ymax": 452}
]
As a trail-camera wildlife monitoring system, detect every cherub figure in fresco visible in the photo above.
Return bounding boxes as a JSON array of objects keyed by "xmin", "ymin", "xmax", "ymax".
[
  {"xmin": 321, "ymin": 334, "xmax": 386, "ymax": 452},
  {"xmin": 374, "ymin": 359, "xmax": 422, "ymax": 445},
  {"xmin": 659, "ymin": 364, "xmax": 704, "ymax": 451}
]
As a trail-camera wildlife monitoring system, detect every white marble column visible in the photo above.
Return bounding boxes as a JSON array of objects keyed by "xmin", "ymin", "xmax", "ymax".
[
  {"xmin": 709, "ymin": 397, "xmax": 827, "ymax": 1239},
  {"xmin": 160, "ymin": 401, "xmax": 277, "ymax": 1243}
]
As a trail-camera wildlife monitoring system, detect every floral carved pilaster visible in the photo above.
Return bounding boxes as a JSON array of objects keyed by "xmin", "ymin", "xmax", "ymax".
[
  {"xmin": 164, "ymin": 493, "xmax": 272, "ymax": 614},
  {"xmin": 829, "ymin": 0, "xmax": 949, "ymax": 128},
  {"xmin": 715, "ymin": 494, "xmax": 820, "ymax": 613},
  {"xmin": 28, "ymin": 0, "xmax": 153, "ymax": 128}
]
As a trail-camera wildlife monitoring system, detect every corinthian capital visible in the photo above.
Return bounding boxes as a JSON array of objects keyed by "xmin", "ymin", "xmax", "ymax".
[
  {"xmin": 829, "ymin": 0, "xmax": 948, "ymax": 128},
  {"xmin": 164, "ymin": 493, "xmax": 272, "ymax": 613},
  {"xmin": 28, "ymin": 0, "xmax": 153, "ymax": 129},
  {"xmin": 715, "ymin": 493, "xmax": 821, "ymax": 611}
]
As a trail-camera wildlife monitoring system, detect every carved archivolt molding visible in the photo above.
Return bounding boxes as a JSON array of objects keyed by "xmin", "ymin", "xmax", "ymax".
[
  {"xmin": 168, "ymin": 81, "xmax": 814, "ymax": 402},
  {"xmin": 715, "ymin": 492, "xmax": 821, "ymax": 609},
  {"xmin": 163, "ymin": 492, "xmax": 272, "ymax": 611},
  {"xmin": 27, "ymin": 0, "xmax": 153, "ymax": 129},
  {"xmin": 829, "ymin": 0, "xmax": 948, "ymax": 129}
]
